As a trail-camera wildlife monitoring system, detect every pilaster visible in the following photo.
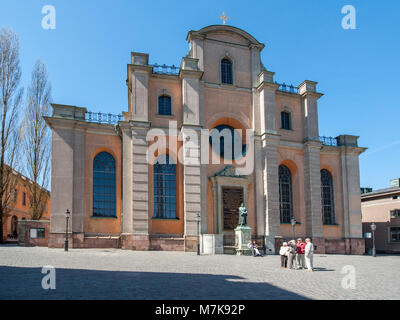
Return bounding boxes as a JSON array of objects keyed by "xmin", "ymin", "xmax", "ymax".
[
  {"xmin": 262, "ymin": 133, "xmax": 281, "ymax": 254},
  {"xmin": 337, "ymin": 135, "xmax": 366, "ymax": 239},
  {"xmin": 256, "ymin": 70, "xmax": 280, "ymax": 135},
  {"xmin": 181, "ymin": 125, "xmax": 202, "ymax": 251},
  {"xmin": 131, "ymin": 121, "xmax": 150, "ymax": 238},
  {"xmin": 128, "ymin": 52, "xmax": 152, "ymax": 122},
  {"xmin": 254, "ymin": 71, "xmax": 280, "ymax": 254},
  {"xmin": 180, "ymin": 56, "xmax": 204, "ymax": 251},
  {"xmin": 299, "ymin": 81, "xmax": 324, "ymax": 238},
  {"xmin": 299, "ymin": 80, "xmax": 323, "ymax": 141},
  {"xmin": 47, "ymin": 104, "xmax": 87, "ymax": 238},
  {"xmin": 119, "ymin": 122, "xmax": 133, "ymax": 234},
  {"xmin": 303, "ymin": 140, "xmax": 323, "ymax": 238}
]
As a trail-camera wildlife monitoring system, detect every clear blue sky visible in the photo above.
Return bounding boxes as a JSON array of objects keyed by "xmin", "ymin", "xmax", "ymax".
[{"xmin": 1, "ymin": 0, "xmax": 399, "ymax": 190}]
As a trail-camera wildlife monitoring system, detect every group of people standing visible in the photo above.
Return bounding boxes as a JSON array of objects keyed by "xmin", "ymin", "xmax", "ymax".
[
  {"xmin": 279, "ymin": 238, "xmax": 314, "ymax": 272},
  {"xmin": 246, "ymin": 238, "xmax": 314, "ymax": 272}
]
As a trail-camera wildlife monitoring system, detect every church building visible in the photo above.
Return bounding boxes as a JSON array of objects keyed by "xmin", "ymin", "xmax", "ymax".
[{"xmin": 45, "ymin": 25, "xmax": 366, "ymax": 254}]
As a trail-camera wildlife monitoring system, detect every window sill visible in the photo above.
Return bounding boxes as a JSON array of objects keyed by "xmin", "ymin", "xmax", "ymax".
[
  {"xmin": 280, "ymin": 128, "xmax": 293, "ymax": 131},
  {"xmin": 90, "ymin": 216, "xmax": 118, "ymax": 219},
  {"xmin": 323, "ymin": 223, "xmax": 339, "ymax": 226},
  {"xmin": 155, "ymin": 114, "xmax": 174, "ymax": 118},
  {"xmin": 152, "ymin": 217, "xmax": 179, "ymax": 221},
  {"xmin": 280, "ymin": 222, "xmax": 301, "ymax": 225},
  {"xmin": 219, "ymin": 83, "xmax": 236, "ymax": 89}
]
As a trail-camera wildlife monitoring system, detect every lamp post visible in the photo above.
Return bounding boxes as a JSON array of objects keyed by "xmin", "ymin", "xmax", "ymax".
[
  {"xmin": 65, "ymin": 209, "xmax": 70, "ymax": 252},
  {"xmin": 291, "ymin": 217, "xmax": 297, "ymax": 240},
  {"xmin": 370, "ymin": 222, "xmax": 376, "ymax": 257},
  {"xmin": 196, "ymin": 213, "xmax": 201, "ymax": 256}
]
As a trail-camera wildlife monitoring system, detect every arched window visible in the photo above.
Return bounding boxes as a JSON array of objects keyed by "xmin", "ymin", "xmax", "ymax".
[
  {"xmin": 321, "ymin": 169, "xmax": 335, "ymax": 224},
  {"xmin": 158, "ymin": 95, "xmax": 172, "ymax": 115},
  {"xmin": 208, "ymin": 124, "xmax": 246, "ymax": 160},
  {"xmin": 93, "ymin": 152, "xmax": 116, "ymax": 217},
  {"xmin": 221, "ymin": 58, "xmax": 233, "ymax": 85},
  {"xmin": 281, "ymin": 111, "xmax": 291, "ymax": 130},
  {"xmin": 279, "ymin": 165, "xmax": 293, "ymax": 223},
  {"xmin": 154, "ymin": 155, "xmax": 176, "ymax": 219}
]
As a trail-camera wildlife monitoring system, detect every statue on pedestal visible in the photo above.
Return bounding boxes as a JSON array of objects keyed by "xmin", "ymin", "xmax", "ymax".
[{"xmin": 238, "ymin": 203, "xmax": 248, "ymax": 227}]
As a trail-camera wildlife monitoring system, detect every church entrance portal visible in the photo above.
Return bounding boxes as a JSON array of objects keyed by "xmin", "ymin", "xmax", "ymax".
[
  {"xmin": 222, "ymin": 187, "xmax": 243, "ymax": 252},
  {"xmin": 222, "ymin": 187, "xmax": 243, "ymax": 231}
]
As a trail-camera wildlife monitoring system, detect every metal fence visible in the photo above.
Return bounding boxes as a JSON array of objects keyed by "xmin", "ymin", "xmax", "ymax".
[
  {"xmin": 319, "ymin": 136, "xmax": 338, "ymax": 146},
  {"xmin": 276, "ymin": 82, "xmax": 298, "ymax": 94},
  {"xmin": 150, "ymin": 63, "xmax": 180, "ymax": 75},
  {"xmin": 85, "ymin": 111, "xmax": 123, "ymax": 124}
]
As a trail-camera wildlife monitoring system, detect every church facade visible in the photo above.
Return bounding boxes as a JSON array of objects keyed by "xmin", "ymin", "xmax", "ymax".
[{"xmin": 45, "ymin": 25, "xmax": 366, "ymax": 254}]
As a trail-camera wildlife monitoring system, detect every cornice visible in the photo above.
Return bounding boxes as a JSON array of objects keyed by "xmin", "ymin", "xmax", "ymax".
[
  {"xmin": 179, "ymin": 69, "xmax": 203, "ymax": 80},
  {"xmin": 256, "ymin": 81, "xmax": 279, "ymax": 92},
  {"xmin": 300, "ymin": 91, "xmax": 324, "ymax": 100},
  {"xmin": 44, "ymin": 116, "xmax": 119, "ymax": 136},
  {"xmin": 339, "ymin": 146, "xmax": 367, "ymax": 155},
  {"xmin": 127, "ymin": 64, "xmax": 153, "ymax": 74}
]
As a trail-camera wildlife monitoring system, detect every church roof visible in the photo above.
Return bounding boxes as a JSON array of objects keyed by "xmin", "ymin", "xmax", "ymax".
[{"xmin": 186, "ymin": 25, "xmax": 265, "ymax": 49}]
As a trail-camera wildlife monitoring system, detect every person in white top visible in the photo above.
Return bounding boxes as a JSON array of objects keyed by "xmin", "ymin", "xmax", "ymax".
[
  {"xmin": 279, "ymin": 242, "xmax": 289, "ymax": 268},
  {"xmin": 252, "ymin": 241, "xmax": 262, "ymax": 257},
  {"xmin": 248, "ymin": 240, "xmax": 255, "ymax": 256},
  {"xmin": 304, "ymin": 238, "xmax": 314, "ymax": 272}
]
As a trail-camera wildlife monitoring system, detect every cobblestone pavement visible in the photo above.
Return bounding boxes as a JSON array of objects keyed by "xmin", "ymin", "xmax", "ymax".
[{"xmin": 0, "ymin": 245, "xmax": 398, "ymax": 300}]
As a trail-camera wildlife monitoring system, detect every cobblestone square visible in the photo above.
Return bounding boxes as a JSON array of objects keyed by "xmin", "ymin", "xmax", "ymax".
[{"xmin": 0, "ymin": 245, "xmax": 398, "ymax": 300}]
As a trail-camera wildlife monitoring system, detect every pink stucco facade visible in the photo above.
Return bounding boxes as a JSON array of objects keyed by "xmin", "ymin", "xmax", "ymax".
[{"xmin": 45, "ymin": 25, "xmax": 366, "ymax": 254}]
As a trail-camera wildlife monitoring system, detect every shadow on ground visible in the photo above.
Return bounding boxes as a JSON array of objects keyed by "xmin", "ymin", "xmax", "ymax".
[{"xmin": 0, "ymin": 266, "xmax": 309, "ymax": 300}]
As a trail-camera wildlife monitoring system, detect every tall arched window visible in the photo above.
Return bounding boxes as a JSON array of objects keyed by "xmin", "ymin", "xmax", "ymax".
[
  {"xmin": 93, "ymin": 152, "xmax": 116, "ymax": 217},
  {"xmin": 154, "ymin": 155, "xmax": 176, "ymax": 219},
  {"xmin": 321, "ymin": 169, "xmax": 335, "ymax": 224},
  {"xmin": 281, "ymin": 111, "xmax": 292, "ymax": 130},
  {"xmin": 158, "ymin": 95, "xmax": 172, "ymax": 115},
  {"xmin": 221, "ymin": 58, "xmax": 233, "ymax": 85},
  {"xmin": 279, "ymin": 165, "xmax": 293, "ymax": 223}
]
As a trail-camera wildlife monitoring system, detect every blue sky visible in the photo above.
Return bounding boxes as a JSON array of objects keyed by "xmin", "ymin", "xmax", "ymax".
[{"xmin": 1, "ymin": 0, "xmax": 399, "ymax": 190}]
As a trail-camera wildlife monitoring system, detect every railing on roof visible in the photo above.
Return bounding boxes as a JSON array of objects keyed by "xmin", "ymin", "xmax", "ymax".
[
  {"xmin": 150, "ymin": 63, "xmax": 180, "ymax": 75},
  {"xmin": 319, "ymin": 136, "xmax": 338, "ymax": 147},
  {"xmin": 275, "ymin": 82, "xmax": 298, "ymax": 94},
  {"xmin": 86, "ymin": 111, "xmax": 123, "ymax": 124}
]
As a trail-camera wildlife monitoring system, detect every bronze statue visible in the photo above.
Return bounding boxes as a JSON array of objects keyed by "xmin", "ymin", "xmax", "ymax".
[{"xmin": 238, "ymin": 203, "xmax": 248, "ymax": 226}]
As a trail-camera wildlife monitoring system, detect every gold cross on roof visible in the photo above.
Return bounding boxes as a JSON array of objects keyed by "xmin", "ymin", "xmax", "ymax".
[{"xmin": 219, "ymin": 11, "xmax": 230, "ymax": 25}]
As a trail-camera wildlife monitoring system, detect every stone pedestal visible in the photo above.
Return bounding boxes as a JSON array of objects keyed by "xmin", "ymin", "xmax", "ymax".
[
  {"xmin": 201, "ymin": 234, "xmax": 223, "ymax": 254},
  {"xmin": 235, "ymin": 226, "xmax": 252, "ymax": 255}
]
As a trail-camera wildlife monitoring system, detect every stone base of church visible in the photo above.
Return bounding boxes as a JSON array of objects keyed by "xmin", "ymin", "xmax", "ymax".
[
  {"xmin": 149, "ymin": 235, "xmax": 184, "ymax": 251},
  {"xmin": 184, "ymin": 236, "xmax": 198, "ymax": 252},
  {"xmin": 48, "ymin": 232, "xmax": 365, "ymax": 255},
  {"xmin": 120, "ymin": 234, "xmax": 150, "ymax": 250},
  {"xmin": 313, "ymin": 237, "xmax": 326, "ymax": 254},
  {"xmin": 48, "ymin": 233, "xmax": 73, "ymax": 249},
  {"xmin": 49, "ymin": 233, "xmax": 120, "ymax": 249}
]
